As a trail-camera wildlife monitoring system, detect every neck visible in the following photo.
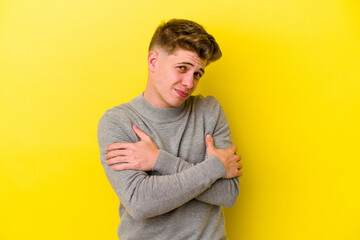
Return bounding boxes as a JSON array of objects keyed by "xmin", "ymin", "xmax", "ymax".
[
  {"xmin": 143, "ymin": 76, "xmax": 169, "ymax": 108},
  {"xmin": 130, "ymin": 93, "xmax": 188, "ymax": 123}
]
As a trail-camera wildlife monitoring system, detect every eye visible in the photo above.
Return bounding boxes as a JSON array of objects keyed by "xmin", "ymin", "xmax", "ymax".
[
  {"xmin": 177, "ymin": 66, "xmax": 186, "ymax": 71},
  {"xmin": 194, "ymin": 72, "xmax": 202, "ymax": 79}
]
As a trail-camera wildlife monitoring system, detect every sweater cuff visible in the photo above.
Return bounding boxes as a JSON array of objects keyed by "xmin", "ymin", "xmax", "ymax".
[
  {"xmin": 205, "ymin": 155, "xmax": 227, "ymax": 179},
  {"xmin": 153, "ymin": 150, "xmax": 226, "ymax": 179},
  {"xmin": 152, "ymin": 149, "xmax": 179, "ymax": 175}
]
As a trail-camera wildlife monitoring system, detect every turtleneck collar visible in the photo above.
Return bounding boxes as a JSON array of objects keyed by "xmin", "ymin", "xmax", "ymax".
[{"xmin": 129, "ymin": 93, "xmax": 190, "ymax": 123}]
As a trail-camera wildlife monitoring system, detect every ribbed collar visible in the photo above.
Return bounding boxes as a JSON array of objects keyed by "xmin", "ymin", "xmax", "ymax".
[{"xmin": 129, "ymin": 93, "xmax": 189, "ymax": 123}]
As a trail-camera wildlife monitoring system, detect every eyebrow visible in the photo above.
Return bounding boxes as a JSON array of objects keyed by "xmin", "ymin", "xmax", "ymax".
[{"xmin": 178, "ymin": 62, "xmax": 205, "ymax": 74}]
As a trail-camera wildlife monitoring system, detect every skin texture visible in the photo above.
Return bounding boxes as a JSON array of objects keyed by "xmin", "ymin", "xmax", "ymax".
[
  {"xmin": 144, "ymin": 48, "xmax": 206, "ymax": 108},
  {"xmin": 105, "ymin": 125, "xmax": 160, "ymax": 171}
]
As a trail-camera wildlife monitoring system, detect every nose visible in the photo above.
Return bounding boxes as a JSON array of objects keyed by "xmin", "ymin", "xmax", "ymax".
[{"xmin": 182, "ymin": 73, "xmax": 194, "ymax": 89}]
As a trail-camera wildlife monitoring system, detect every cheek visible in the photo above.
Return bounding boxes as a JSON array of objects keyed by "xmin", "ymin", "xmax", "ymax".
[
  {"xmin": 170, "ymin": 72, "xmax": 183, "ymax": 84},
  {"xmin": 193, "ymin": 80, "xmax": 200, "ymax": 89}
]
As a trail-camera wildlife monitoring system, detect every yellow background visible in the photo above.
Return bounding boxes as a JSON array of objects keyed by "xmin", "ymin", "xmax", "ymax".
[{"xmin": 1, "ymin": 0, "xmax": 359, "ymax": 239}]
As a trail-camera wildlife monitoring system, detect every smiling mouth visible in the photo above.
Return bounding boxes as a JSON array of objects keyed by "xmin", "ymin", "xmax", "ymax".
[{"xmin": 175, "ymin": 89, "xmax": 188, "ymax": 98}]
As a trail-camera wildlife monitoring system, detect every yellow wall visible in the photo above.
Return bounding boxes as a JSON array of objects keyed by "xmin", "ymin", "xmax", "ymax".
[{"xmin": 1, "ymin": 0, "xmax": 359, "ymax": 239}]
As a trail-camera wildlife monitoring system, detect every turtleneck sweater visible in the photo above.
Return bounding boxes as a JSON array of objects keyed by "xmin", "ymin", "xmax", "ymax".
[{"xmin": 97, "ymin": 93, "xmax": 239, "ymax": 240}]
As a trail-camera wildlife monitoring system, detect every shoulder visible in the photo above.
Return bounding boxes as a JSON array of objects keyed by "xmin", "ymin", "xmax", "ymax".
[
  {"xmin": 191, "ymin": 94, "xmax": 230, "ymax": 125},
  {"xmin": 97, "ymin": 101, "xmax": 138, "ymax": 144},
  {"xmin": 99, "ymin": 102, "xmax": 133, "ymax": 127},
  {"xmin": 190, "ymin": 94, "xmax": 222, "ymax": 112},
  {"xmin": 187, "ymin": 95, "xmax": 226, "ymax": 128}
]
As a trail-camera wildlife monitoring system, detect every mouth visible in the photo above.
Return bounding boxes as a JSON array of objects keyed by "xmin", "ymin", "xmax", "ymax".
[{"xmin": 175, "ymin": 89, "xmax": 189, "ymax": 98}]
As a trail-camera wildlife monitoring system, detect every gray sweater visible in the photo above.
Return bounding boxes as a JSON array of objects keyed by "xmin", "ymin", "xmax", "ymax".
[{"xmin": 97, "ymin": 93, "xmax": 239, "ymax": 240}]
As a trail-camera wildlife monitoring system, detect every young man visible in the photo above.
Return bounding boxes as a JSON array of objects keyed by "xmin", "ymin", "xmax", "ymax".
[{"xmin": 97, "ymin": 19, "xmax": 242, "ymax": 240}]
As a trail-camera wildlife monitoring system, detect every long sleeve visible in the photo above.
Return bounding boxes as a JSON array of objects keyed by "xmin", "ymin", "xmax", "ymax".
[
  {"xmin": 97, "ymin": 114, "xmax": 226, "ymax": 220},
  {"xmin": 153, "ymin": 151, "xmax": 238, "ymax": 207},
  {"xmin": 152, "ymin": 103, "xmax": 239, "ymax": 207}
]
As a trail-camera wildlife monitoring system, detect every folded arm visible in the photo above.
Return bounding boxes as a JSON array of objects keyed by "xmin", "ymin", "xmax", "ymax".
[
  {"xmin": 153, "ymin": 149, "xmax": 240, "ymax": 207},
  {"xmin": 105, "ymin": 108, "xmax": 242, "ymax": 207},
  {"xmin": 98, "ymin": 116, "xmax": 231, "ymax": 220}
]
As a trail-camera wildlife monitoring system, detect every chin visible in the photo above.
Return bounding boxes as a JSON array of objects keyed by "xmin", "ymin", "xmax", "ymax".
[
  {"xmin": 166, "ymin": 92, "xmax": 189, "ymax": 107},
  {"xmin": 169, "ymin": 98, "xmax": 185, "ymax": 107}
]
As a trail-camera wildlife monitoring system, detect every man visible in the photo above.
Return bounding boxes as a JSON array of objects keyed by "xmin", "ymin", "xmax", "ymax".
[{"xmin": 97, "ymin": 19, "xmax": 242, "ymax": 240}]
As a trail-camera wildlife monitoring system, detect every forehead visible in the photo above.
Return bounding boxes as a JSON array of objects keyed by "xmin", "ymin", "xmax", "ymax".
[{"xmin": 161, "ymin": 48, "xmax": 207, "ymax": 67}]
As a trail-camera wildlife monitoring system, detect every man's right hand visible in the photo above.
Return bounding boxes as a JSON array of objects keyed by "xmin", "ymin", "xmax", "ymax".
[{"xmin": 205, "ymin": 134, "xmax": 242, "ymax": 179}]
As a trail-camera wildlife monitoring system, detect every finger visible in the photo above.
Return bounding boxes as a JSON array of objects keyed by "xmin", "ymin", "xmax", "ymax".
[
  {"xmin": 106, "ymin": 142, "xmax": 133, "ymax": 151},
  {"xmin": 105, "ymin": 149, "xmax": 129, "ymax": 159},
  {"xmin": 233, "ymin": 155, "xmax": 240, "ymax": 162},
  {"xmin": 113, "ymin": 163, "xmax": 131, "ymax": 171},
  {"xmin": 113, "ymin": 162, "xmax": 141, "ymax": 171},
  {"xmin": 205, "ymin": 134, "xmax": 215, "ymax": 149},
  {"xmin": 132, "ymin": 125, "xmax": 151, "ymax": 141},
  {"xmin": 229, "ymin": 145, "xmax": 237, "ymax": 154},
  {"xmin": 107, "ymin": 156, "xmax": 129, "ymax": 166}
]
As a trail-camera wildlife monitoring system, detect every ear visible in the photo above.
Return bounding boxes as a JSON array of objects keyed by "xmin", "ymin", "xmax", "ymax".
[{"xmin": 147, "ymin": 51, "xmax": 159, "ymax": 72}]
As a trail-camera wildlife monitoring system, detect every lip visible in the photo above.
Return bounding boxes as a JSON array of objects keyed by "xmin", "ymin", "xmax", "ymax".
[{"xmin": 175, "ymin": 89, "xmax": 189, "ymax": 98}]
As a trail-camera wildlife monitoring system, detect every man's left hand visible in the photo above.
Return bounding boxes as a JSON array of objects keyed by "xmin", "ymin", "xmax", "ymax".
[{"xmin": 105, "ymin": 125, "xmax": 159, "ymax": 171}]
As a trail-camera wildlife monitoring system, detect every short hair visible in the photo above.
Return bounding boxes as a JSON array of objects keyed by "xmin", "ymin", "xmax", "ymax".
[{"xmin": 149, "ymin": 19, "xmax": 222, "ymax": 65}]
